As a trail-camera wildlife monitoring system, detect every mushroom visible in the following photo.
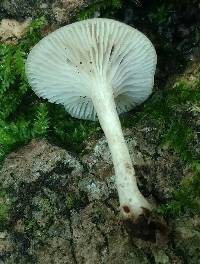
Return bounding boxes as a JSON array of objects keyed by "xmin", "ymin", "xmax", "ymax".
[{"xmin": 26, "ymin": 18, "xmax": 157, "ymax": 221}]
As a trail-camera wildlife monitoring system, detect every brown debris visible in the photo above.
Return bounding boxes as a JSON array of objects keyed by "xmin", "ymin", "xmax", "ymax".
[{"xmin": 0, "ymin": 18, "xmax": 31, "ymax": 44}]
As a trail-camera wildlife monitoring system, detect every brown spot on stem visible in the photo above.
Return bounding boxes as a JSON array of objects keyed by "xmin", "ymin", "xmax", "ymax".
[
  {"xmin": 123, "ymin": 205, "xmax": 130, "ymax": 214},
  {"xmin": 125, "ymin": 162, "xmax": 132, "ymax": 170}
]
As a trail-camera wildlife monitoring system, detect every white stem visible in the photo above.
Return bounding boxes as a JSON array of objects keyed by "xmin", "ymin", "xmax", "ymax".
[{"xmin": 92, "ymin": 79, "xmax": 151, "ymax": 219}]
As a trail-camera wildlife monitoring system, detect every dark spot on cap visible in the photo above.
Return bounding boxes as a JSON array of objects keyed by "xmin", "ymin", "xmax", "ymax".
[
  {"xmin": 120, "ymin": 57, "xmax": 125, "ymax": 64},
  {"xmin": 111, "ymin": 45, "xmax": 115, "ymax": 56},
  {"xmin": 80, "ymin": 61, "xmax": 82, "ymax": 64},
  {"xmin": 109, "ymin": 45, "xmax": 115, "ymax": 62}
]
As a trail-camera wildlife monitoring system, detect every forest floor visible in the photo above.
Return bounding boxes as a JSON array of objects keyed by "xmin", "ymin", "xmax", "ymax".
[{"xmin": 0, "ymin": 1, "xmax": 200, "ymax": 263}]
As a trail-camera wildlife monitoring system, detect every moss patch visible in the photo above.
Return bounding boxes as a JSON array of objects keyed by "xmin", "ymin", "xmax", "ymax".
[
  {"xmin": 140, "ymin": 64, "xmax": 200, "ymax": 216},
  {"xmin": 0, "ymin": 189, "xmax": 13, "ymax": 229}
]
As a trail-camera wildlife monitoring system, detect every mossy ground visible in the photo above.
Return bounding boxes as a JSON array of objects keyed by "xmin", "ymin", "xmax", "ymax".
[
  {"xmin": 0, "ymin": 0, "xmax": 199, "ymax": 227},
  {"xmin": 141, "ymin": 64, "xmax": 200, "ymax": 217}
]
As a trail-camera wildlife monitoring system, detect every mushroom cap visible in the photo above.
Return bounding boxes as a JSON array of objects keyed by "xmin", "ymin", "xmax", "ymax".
[{"xmin": 26, "ymin": 18, "xmax": 157, "ymax": 121}]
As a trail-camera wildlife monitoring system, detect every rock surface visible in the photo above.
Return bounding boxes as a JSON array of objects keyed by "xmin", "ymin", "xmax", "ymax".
[
  {"xmin": 0, "ymin": 0, "xmax": 89, "ymax": 25},
  {"xmin": 0, "ymin": 124, "xmax": 199, "ymax": 263},
  {"xmin": 0, "ymin": 18, "xmax": 31, "ymax": 44}
]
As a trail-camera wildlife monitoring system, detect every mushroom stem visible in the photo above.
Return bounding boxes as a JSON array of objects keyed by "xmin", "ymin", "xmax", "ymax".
[{"xmin": 92, "ymin": 80, "xmax": 151, "ymax": 220}]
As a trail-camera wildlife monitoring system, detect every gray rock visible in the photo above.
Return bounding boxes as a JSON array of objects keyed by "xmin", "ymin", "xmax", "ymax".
[
  {"xmin": 0, "ymin": 0, "xmax": 89, "ymax": 25},
  {"xmin": 34, "ymin": 237, "xmax": 75, "ymax": 264},
  {"xmin": 0, "ymin": 136, "xmax": 199, "ymax": 263},
  {"xmin": 0, "ymin": 138, "xmax": 83, "ymax": 188},
  {"xmin": 173, "ymin": 215, "xmax": 200, "ymax": 264},
  {"xmin": 82, "ymin": 125, "xmax": 186, "ymax": 202},
  {"xmin": 70, "ymin": 204, "xmax": 150, "ymax": 264}
]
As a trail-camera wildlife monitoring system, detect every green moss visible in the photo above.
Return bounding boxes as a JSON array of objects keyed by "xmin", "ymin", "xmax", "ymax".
[
  {"xmin": 24, "ymin": 219, "xmax": 38, "ymax": 233},
  {"xmin": 65, "ymin": 196, "xmax": 74, "ymax": 210},
  {"xmin": 146, "ymin": 68, "xmax": 200, "ymax": 217},
  {"xmin": 0, "ymin": 190, "xmax": 12, "ymax": 228},
  {"xmin": 148, "ymin": 2, "xmax": 173, "ymax": 27},
  {"xmin": 157, "ymin": 171, "xmax": 200, "ymax": 217},
  {"xmin": 123, "ymin": 64, "xmax": 200, "ymax": 217},
  {"xmin": 36, "ymin": 198, "xmax": 55, "ymax": 214},
  {"xmin": 0, "ymin": 17, "xmax": 48, "ymax": 161},
  {"xmin": 0, "ymin": 17, "xmax": 100, "ymax": 162},
  {"xmin": 51, "ymin": 105, "xmax": 100, "ymax": 153},
  {"xmin": 23, "ymin": 196, "xmax": 57, "ymax": 240},
  {"xmin": 65, "ymin": 192, "xmax": 88, "ymax": 211},
  {"xmin": 32, "ymin": 103, "xmax": 50, "ymax": 137}
]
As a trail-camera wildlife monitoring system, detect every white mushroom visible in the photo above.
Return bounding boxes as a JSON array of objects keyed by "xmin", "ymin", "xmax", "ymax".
[{"xmin": 26, "ymin": 18, "xmax": 157, "ymax": 221}]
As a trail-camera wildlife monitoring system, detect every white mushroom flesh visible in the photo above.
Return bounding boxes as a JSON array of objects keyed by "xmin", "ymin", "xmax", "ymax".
[{"xmin": 26, "ymin": 18, "xmax": 157, "ymax": 219}]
